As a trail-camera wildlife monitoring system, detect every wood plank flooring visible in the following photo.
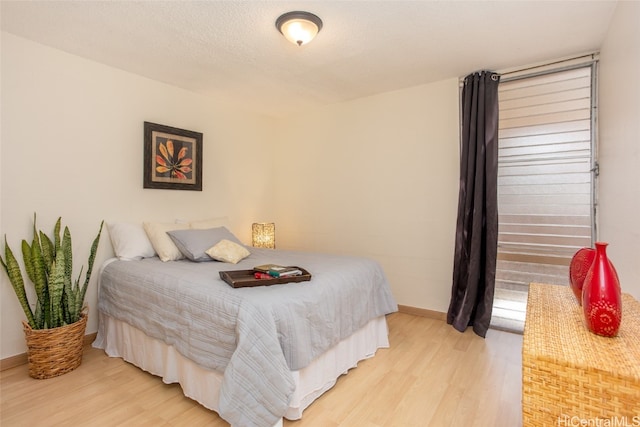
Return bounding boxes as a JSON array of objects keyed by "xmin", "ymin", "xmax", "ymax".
[{"xmin": 0, "ymin": 313, "xmax": 522, "ymax": 426}]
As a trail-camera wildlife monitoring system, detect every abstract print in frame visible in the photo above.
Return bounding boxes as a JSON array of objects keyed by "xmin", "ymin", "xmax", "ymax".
[{"xmin": 143, "ymin": 121, "xmax": 203, "ymax": 191}]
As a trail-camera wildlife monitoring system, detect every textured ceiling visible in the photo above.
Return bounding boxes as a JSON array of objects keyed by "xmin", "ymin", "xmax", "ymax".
[{"xmin": 1, "ymin": 1, "xmax": 617, "ymax": 118}]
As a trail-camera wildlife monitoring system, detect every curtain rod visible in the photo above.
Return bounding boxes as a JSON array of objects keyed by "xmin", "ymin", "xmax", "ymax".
[
  {"xmin": 459, "ymin": 52, "xmax": 599, "ymax": 86},
  {"xmin": 498, "ymin": 53, "xmax": 598, "ymax": 78}
]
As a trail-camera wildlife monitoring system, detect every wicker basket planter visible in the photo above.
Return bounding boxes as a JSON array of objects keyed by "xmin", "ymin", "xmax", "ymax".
[
  {"xmin": 22, "ymin": 310, "xmax": 88, "ymax": 379},
  {"xmin": 1, "ymin": 216, "xmax": 103, "ymax": 380}
]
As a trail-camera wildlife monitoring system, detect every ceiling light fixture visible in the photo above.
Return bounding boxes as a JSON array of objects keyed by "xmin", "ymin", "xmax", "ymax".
[{"xmin": 276, "ymin": 11, "xmax": 323, "ymax": 46}]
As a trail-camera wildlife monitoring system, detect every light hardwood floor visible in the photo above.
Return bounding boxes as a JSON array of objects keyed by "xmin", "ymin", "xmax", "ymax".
[{"xmin": 0, "ymin": 313, "xmax": 522, "ymax": 426}]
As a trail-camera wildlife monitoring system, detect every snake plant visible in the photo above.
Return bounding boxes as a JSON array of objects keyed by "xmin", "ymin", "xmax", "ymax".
[{"xmin": 0, "ymin": 215, "xmax": 103, "ymax": 329}]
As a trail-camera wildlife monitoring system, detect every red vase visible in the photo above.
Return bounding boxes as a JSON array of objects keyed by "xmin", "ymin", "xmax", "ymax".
[
  {"xmin": 569, "ymin": 247, "xmax": 596, "ymax": 305},
  {"xmin": 582, "ymin": 242, "xmax": 622, "ymax": 337}
]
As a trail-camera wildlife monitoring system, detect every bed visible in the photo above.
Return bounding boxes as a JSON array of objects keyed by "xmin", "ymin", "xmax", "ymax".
[{"xmin": 93, "ymin": 222, "xmax": 397, "ymax": 427}]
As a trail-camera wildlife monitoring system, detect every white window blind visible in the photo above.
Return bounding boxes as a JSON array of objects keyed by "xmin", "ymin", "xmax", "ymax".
[{"xmin": 497, "ymin": 66, "xmax": 595, "ymax": 268}]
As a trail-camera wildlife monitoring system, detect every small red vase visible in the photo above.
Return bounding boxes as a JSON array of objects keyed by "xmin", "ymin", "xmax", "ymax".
[
  {"xmin": 569, "ymin": 247, "xmax": 596, "ymax": 305},
  {"xmin": 582, "ymin": 242, "xmax": 622, "ymax": 337}
]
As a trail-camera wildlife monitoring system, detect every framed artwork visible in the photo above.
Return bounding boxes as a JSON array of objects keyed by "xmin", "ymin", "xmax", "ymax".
[{"xmin": 143, "ymin": 122, "xmax": 203, "ymax": 191}]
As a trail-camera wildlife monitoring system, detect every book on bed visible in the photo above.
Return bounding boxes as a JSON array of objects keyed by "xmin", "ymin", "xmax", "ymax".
[{"xmin": 254, "ymin": 264, "xmax": 303, "ymax": 277}]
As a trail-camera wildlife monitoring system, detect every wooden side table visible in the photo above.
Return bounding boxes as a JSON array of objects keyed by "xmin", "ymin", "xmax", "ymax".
[{"xmin": 523, "ymin": 283, "xmax": 640, "ymax": 426}]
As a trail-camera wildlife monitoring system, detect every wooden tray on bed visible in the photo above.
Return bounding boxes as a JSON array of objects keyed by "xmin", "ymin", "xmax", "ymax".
[{"xmin": 219, "ymin": 268, "xmax": 312, "ymax": 288}]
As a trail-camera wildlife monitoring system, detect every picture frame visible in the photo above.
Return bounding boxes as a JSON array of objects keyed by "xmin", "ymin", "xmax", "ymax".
[{"xmin": 143, "ymin": 121, "xmax": 203, "ymax": 191}]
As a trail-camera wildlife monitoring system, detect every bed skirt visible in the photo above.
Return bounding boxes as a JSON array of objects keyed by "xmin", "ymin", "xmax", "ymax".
[{"xmin": 93, "ymin": 313, "xmax": 389, "ymax": 426}]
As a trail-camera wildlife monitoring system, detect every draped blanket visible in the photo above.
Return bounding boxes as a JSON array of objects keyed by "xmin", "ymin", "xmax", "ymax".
[{"xmin": 96, "ymin": 248, "xmax": 397, "ymax": 427}]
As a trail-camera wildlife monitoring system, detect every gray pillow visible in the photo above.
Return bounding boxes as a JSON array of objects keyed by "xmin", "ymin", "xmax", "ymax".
[{"xmin": 167, "ymin": 227, "xmax": 244, "ymax": 262}]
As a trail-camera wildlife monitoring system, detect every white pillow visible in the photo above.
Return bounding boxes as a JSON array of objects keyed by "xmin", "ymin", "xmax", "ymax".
[
  {"xmin": 189, "ymin": 216, "xmax": 230, "ymax": 230},
  {"xmin": 106, "ymin": 222, "xmax": 156, "ymax": 261},
  {"xmin": 205, "ymin": 239, "xmax": 251, "ymax": 264},
  {"xmin": 143, "ymin": 222, "xmax": 190, "ymax": 262}
]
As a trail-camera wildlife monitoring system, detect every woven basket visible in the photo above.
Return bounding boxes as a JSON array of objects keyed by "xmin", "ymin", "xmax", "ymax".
[{"xmin": 22, "ymin": 309, "xmax": 88, "ymax": 379}]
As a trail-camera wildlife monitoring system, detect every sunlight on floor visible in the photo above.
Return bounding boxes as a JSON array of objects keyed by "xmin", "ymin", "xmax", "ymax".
[{"xmin": 491, "ymin": 288, "xmax": 528, "ymax": 333}]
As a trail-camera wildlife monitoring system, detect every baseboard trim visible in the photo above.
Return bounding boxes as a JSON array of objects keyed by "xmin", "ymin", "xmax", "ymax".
[
  {"xmin": 0, "ymin": 332, "xmax": 97, "ymax": 372},
  {"xmin": 398, "ymin": 305, "xmax": 447, "ymax": 321},
  {"xmin": 2, "ymin": 310, "xmax": 446, "ymax": 371},
  {"xmin": 0, "ymin": 353, "xmax": 27, "ymax": 372}
]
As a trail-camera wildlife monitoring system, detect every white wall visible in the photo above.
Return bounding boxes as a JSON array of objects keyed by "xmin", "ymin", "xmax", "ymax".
[
  {"xmin": 0, "ymin": 33, "xmax": 277, "ymax": 359},
  {"xmin": 272, "ymin": 80, "xmax": 460, "ymax": 313},
  {"xmin": 598, "ymin": 1, "xmax": 640, "ymax": 299}
]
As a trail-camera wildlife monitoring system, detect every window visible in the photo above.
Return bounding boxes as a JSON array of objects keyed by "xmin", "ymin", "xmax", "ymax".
[{"xmin": 492, "ymin": 62, "xmax": 598, "ymax": 332}]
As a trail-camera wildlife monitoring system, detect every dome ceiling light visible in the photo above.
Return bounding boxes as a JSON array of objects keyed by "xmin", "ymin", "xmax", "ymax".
[{"xmin": 275, "ymin": 11, "xmax": 323, "ymax": 46}]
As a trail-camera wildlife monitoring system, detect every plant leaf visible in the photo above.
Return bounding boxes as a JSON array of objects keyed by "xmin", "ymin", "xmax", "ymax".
[
  {"xmin": 30, "ymin": 233, "xmax": 50, "ymax": 328},
  {"xmin": 39, "ymin": 231, "xmax": 55, "ymax": 276},
  {"xmin": 77, "ymin": 221, "xmax": 103, "ymax": 317},
  {"xmin": 0, "ymin": 237, "xmax": 36, "ymax": 328},
  {"xmin": 53, "ymin": 217, "xmax": 62, "ymax": 255},
  {"xmin": 21, "ymin": 240, "xmax": 35, "ymax": 285},
  {"xmin": 49, "ymin": 250, "xmax": 66, "ymax": 328}
]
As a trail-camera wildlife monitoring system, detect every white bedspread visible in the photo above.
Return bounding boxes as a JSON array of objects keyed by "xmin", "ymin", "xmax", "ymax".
[{"xmin": 96, "ymin": 247, "xmax": 397, "ymax": 427}]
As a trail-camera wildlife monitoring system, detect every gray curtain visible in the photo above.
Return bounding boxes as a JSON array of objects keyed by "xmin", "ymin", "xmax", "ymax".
[{"xmin": 447, "ymin": 71, "xmax": 500, "ymax": 338}]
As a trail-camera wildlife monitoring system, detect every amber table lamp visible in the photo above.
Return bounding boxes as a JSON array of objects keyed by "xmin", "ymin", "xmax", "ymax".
[{"xmin": 252, "ymin": 222, "xmax": 275, "ymax": 249}]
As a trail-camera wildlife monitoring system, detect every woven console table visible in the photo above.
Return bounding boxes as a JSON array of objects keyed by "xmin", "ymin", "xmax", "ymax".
[{"xmin": 523, "ymin": 283, "xmax": 640, "ymax": 426}]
